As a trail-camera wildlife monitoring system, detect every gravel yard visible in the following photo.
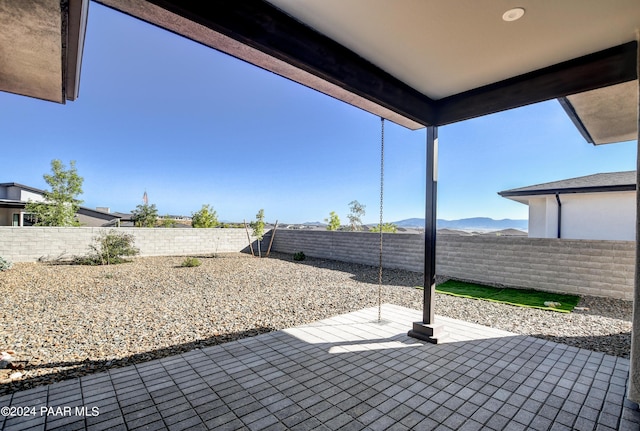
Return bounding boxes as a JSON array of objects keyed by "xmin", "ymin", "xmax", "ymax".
[{"xmin": 0, "ymin": 252, "xmax": 632, "ymax": 395}]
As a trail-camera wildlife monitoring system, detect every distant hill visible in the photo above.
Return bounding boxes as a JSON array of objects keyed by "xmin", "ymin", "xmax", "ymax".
[
  {"xmin": 302, "ymin": 221, "xmax": 327, "ymax": 226},
  {"xmin": 393, "ymin": 217, "xmax": 528, "ymax": 231},
  {"xmin": 393, "ymin": 218, "xmax": 425, "ymax": 228}
]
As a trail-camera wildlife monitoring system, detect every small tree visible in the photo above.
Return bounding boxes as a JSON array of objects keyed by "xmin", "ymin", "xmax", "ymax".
[
  {"xmin": 191, "ymin": 204, "xmax": 219, "ymax": 228},
  {"xmin": 347, "ymin": 200, "xmax": 366, "ymax": 231},
  {"xmin": 250, "ymin": 209, "xmax": 265, "ymax": 257},
  {"xmin": 370, "ymin": 222, "xmax": 398, "ymax": 233},
  {"xmin": 325, "ymin": 211, "xmax": 341, "ymax": 231},
  {"xmin": 131, "ymin": 203, "xmax": 158, "ymax": 227},
  {"xmin": 25, "ymin": 159, "xmax": 84, "ymax": 226}
]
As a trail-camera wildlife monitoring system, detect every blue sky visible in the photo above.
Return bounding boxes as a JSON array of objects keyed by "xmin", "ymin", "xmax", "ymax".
[{"xmin": 1, "ymin": 3, "xmax": 636, "ymax": 224}]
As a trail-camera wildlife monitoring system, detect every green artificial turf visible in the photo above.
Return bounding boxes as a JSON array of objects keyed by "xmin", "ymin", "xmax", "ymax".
[{"xmin": 422, "ymin": 280, "xmax": 580, "ymax": 313}]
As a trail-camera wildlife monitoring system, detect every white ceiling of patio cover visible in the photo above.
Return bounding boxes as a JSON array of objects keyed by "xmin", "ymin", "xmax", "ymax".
[{"xmin": 267, "ymin": 0, "xmax": 640, "ymax": 100}]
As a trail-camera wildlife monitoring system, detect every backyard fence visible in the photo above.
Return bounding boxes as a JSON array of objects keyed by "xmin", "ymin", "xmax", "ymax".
[
  {"xmin": 0, "ymin": 227, "xmax": 634, "ymax": 300},
  {"xmin": 267, "ymin": 230, "xmax": 635, "ymax": 301},
  {"xmin": 0, "ymin": 227, "xmax": 257, "ymax": 262}
]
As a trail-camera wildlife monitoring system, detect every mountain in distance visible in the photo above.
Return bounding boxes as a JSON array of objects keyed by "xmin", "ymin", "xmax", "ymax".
[{"xmin": 393, "ymin": 217, "xmax": 528, "ymax": 232}]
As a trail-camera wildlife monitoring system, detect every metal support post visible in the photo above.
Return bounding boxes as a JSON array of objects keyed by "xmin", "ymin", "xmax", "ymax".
[{"xmin": 408, "ymin": 126, "xmax": 447, "ymax": 343}]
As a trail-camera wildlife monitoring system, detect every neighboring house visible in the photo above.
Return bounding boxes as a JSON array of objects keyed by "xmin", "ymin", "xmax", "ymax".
[
  {"xmin": 498, "ymin": 172, "xmax": 636, "ymax": 240},
  {"xmin": 0, "ymin": 182, "xmax": 121, "ymax": 227}
]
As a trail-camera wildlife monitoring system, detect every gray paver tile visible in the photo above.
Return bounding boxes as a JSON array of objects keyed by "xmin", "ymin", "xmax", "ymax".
[
  {"xmin": 457, "ymin": 419, "xmax": 484, "ymax": 431},
  {"xmin": 86, "ymin": 415, "xmax": 126, "ymax": 431},
  {"xmin": 129, "ymin": 419, "xmax": 168, "ymax": 431},
  {"xmin": 281, "ymin": 409, "xmax": 312, "ymax": 428},
  {"xmin": 166, "ymin": 414, "xmax": 205, "ymax": 431},
  {"xmin": 203, "ymin": 411, "xmax": 238, "ymax": 429},
  {"xmin": 0, "ymin": 306, "xmax": 635, "ymax": 431}
]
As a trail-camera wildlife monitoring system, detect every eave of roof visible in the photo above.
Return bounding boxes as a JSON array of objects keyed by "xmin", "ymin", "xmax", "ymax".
[
  {"xmin": 498, "ymin": 171, "xmax": 637, "ymax": 198},
  {"xmin": 94, "ymin": 1, "xmax": 638, "ymax": 131},
  {"xmin": 0, "ymin": 182, "xmax": 47, "ymax": 195},
  {"xmin": 0, "ymin": 0, "xmax": 88, "ymax": 103},
  {"xmin": 0, "ymin": 200, "xmax": 120, "ymax": 219},
  {"xmin": 559, "ymin": 80, "xmax": 639, "ymax": 145},
  {"xmin": 76, "ymin": 207, "xmax": 117, "ymax": 219}
]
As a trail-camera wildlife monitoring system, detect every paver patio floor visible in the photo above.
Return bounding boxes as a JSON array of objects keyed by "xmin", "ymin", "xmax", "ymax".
[{"xmin": 1, "ymin": 304, "xmax": 639, "ymax": 430}]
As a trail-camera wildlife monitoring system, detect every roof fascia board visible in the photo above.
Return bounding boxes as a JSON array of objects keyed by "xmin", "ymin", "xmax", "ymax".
[
  {"xmin": 100, "ymin": 0, "xmax": 437, "ymax": 127},
  {"xmin": 557, "ymin": 97, "xmax": 595, "ymax": 145},
  {"xmin": 65, "ymin": 0, "xmax": 90, "ymax": 101},
  {"xmin": 0, "ymin": 202, "xmax": 27, "ymax": 209},
  {"xmin": 436, "ymin": 41, "xmax": 638, "ymax": 126},
  {"xmin": 498, "ymin": 184, "xmax": 637, "ymax": 197}
]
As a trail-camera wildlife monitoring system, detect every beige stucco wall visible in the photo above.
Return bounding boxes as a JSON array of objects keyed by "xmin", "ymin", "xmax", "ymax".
[{"xmin": 0, "ymin": 208, "xmax": 17, "ymax": 226}]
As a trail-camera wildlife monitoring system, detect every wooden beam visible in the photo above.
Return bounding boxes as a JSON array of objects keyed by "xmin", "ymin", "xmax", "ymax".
[
  {"xmin": 97, "ymin": 2, "xmax": 636, "ymax": 130},
  {"xmin": 125, "ymin": 0, "xmax": 437, "ymax": 127},
  {"xmin": 436, "ymin": 42, "xmax": 638, "ymax": 126}
]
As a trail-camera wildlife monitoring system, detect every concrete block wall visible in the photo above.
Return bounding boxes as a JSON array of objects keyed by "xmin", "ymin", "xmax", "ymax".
[
  {"xmin": 0, "ymin": 227, "xmax": 256, "ymax": 262},
  {"xmin": 265, "ymin": 230, "xmax": 424, "ymax": 271},
  {"xmin": 269, "ymin": 230, "xmax": 635, "ymax": 300},
  {"xmin": 436, "ymin": 236, "xmax": 635, "ymax": 300},
  {"xmin": 1, "ymin": 227, "xmax": 634, "ymax": 300}
]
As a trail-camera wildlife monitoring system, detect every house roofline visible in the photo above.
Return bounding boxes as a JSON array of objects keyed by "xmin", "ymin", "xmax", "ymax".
[
  {"xmin": 0, "ymin": 182, "xmax": 47, "ymax": 195},
  {"xmin": 498, "ymin": 184, "xmax": 636, "ymax": 198},
  {"xmin": 0, "ymin": 200, "xmax": 118, "ymax": 220}
]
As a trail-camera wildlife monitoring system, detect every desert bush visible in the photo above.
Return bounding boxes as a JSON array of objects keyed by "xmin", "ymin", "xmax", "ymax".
[
  {"xmin": 293, "ymin": 251, "xmax": 306, "ymax": 261},
  {"xmin": 181, "ymin": 257, "xmax": 202, "ymax": 267},
  {"xmin": 76, "ymin": 231, "xmax": 139, "ymax": 265},
  {"xmin": 370, "ymin": 222, "xmax": 398, "ymax": 233},
  {"xmin": 0, "ymin": 256, "xmax": 13, "ymax": 271}
]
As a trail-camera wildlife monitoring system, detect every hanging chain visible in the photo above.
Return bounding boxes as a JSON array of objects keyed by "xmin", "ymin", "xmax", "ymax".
[{"xmin": 378, "ymin": 117, "xmax": 384, "ymax": 322}]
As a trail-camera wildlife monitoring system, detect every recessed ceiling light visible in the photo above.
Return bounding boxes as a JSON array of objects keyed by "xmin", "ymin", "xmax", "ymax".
[{"xmin": 502, "ymin": 7, "xmax": 525, "ymax": 22}]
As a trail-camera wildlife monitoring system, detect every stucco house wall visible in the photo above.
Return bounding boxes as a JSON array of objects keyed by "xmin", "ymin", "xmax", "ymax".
[
  {"xmin": 0, "ymin": 209, "xmax": 15, "ymax": 226},
  {"xmin": 561, "ymin": 191, "xmax": 635, "ymax": 240},
  {"xmin": 527, "ymin": 191, "xmax": 635, "ymax": 240},
  {"xmin": 528, "ymin": 197, "xmax": 556, "ymax": 238},
  {"xmin": 501, "ymin": 171, "xmax": 636, "ymax": 241},
  {"xmin": 0, "ymin": 185, "xmax": 44, "ymax": 202}
]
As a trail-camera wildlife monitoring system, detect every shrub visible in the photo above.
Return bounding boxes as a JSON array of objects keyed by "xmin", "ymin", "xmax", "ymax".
[
  {"xmin": 0, "ymin": 256, "xmax": 13, "ymax": 271},
  {"xmin": 370, "ymin": 222, "xmax": 398, "ymax": 233},
  {"xmin": 76, "ymin": 231, "xmax": 139, "ymax": 265},
  {"xmin": 293, "ymin": 251, "xmax": 306, "ymax": 261},
  {"xmin": 181, "ymin": 257, "xmax": 202, "ymax": 267}
]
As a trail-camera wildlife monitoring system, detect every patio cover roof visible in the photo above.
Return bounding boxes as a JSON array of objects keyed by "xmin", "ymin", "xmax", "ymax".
[
  {"xmin": 2, "ymin": 1, "xmax": 637, "ymax": 142},
  {"xmin": 88, "ymin": 1, "xmax": 640, "ymax": 144},
  {"xmin": 0, "ymin": 0, "xmax": 88, "ymax": 103}
]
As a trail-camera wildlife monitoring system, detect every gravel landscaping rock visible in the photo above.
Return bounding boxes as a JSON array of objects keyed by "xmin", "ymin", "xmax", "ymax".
[{"xmin": 0, "ymin": 252, "xmax": 632, "ymax": 394}]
